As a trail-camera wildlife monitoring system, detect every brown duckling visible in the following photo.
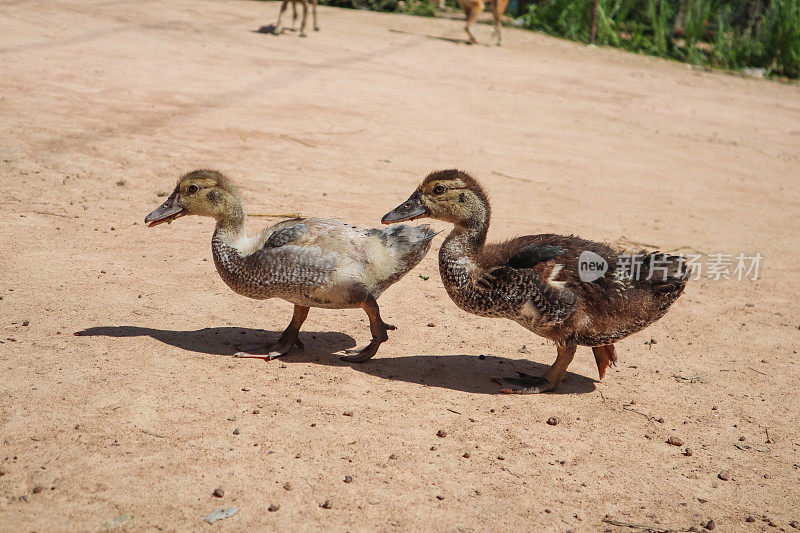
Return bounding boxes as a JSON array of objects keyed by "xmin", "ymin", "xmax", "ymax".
[
  {"xmin": 382, "ymin": 169, "xmax": 689, "ymax": 393},
  {"xmin": 145, "ymin": 169, "xmax": 436, "ymax": 362}
]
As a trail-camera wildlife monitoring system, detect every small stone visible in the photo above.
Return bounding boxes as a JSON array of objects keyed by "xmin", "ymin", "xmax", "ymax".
[
  {"xmin": 462, "ymin": 452, "xmax": 471, "ymax": 458},
  {"xmin": 437, "ymin": 429, "xmax": 448, "ymax": 438},
  {"xmin": 745, "ymin": 516, "xmax": 756, "ymax": 523},
  {"xmin": 344, "ymin": 475, "xmax": 353, "ymax": 483},
  {"xmin": 343, "ymin": 411, "xmax": 353, "ymax": 417},
  {"xmin": 116, "ymin": 180, "xmax": 126, "ymax": 186},
  {"xmin": 705, "ymin": 519, "xmax": 715, "ymax": 530},
  {"xmin": 478, "ymin": 354, "xmax": 486, "ymax": 360},
  {"xmin": 684, "ymin": 448, "xmax": 693, "ymax": 456},
  {"xmin": 213, "ymin": 488, "xmax": 225, "ymax": 498},
  {"xmin": 546, "ymin": 416, "xmax": 560, "ymax": 426},
  {"xmin": 739, "ymin": 436, "xmax": 746, "ymax": 441},
  {"xmin": 427, "ymin": 323, "xmax": 436, "ymax": 327},
  {"xmin": 789, "ymin": 520, "xmax": 799, "ymax": 529},
  {"xmin": 518, "ymin": 345, "xmax": 530, "ymax": 354},
  {"xmin": 436, "ymin": 495, "xmax": 445, "ymax": 500},
  {"xmin": 389, "ymin": 454, "xmax": 396, "ymax": 459},
  {"xmin": 227, "ymin": 416, "xmax": 237, "ymax": 421},
  {"xmin": 253, "ymin": 409, "xmax": 260, "ymax": 414},
  {"xmin": 430, "ymin": 445, "xmax": 438, "ymax": 451},
  {"xmin": 283, "ymin": 482, "xmax": 293, "ymax": 491},
  {"xmin": 32, "ymin": 485, "xmax": 42, "ymax": 494},
  {"xmin": 19, "ymin": 495, "xmax": 29, "ymax": 502},
  {"xmin": 763, "ymin": 473, "xmax": 771, "ymax": 479},
  {"xmin": 718, "ymin": 470, "xmax": 731, "ymax": 481},
  {"xmin": 711, "ymin": 406, "xmax": 717, "ymax": 410},
  {"xmin": 233, "ymin": 428, "xmax": 240, "ymax": 435},
  {"xmin": 666, "ymin": 436, "xmax": 684, "ymax": 446},
  {"xmin": 22, "ymin": 320, "xmax": 29, "ymax": 327},
  {"xmin": 650, "ymin": 338, "xmax": 657, "ymax": 344},
  {"xmin": 268, "ymin": 503, "xmax": 280, "ymax": 512},
  {"xmin": 321, "ymin": 500, "xmax": 332, "ymax": 509},
  {"xmin": 657, "ymin": 417, "xmax": 665, "ymax": 423},
  {"xmin": 497, "ymin": 455, "xmax": 505, "ymax": 460}
]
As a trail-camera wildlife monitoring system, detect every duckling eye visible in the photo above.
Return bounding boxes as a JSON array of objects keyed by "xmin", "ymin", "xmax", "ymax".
[
  {"xmin": 187, "ymin": 184, "xmax": 199, "ymax": 194},
  {"xmin": 433, "ymin": 184, "xmax": 446, "ymax": 195}
]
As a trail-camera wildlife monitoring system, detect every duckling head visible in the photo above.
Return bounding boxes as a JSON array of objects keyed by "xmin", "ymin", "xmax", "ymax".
[
  {"xmin": 382, "ymin": 169, "xmax": 490, "ymax": 228},
  {"xmin": 145, "ymin": 169, "xmax": 243, "ymax": 227}
]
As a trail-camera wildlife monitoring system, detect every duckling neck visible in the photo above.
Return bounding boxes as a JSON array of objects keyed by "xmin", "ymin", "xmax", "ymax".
[
  {"xmin": 210, "ymin": 203, "xmax": 260, "ymax": 297},
  {"xmin": 439, "ymin": 213, "xmax": 489, "ymax": 286}
]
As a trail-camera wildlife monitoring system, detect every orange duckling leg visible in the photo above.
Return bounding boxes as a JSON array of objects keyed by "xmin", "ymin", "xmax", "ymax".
[{"xmin": 592, "ymin": 344, "xmax": 618, "ymax": 379}]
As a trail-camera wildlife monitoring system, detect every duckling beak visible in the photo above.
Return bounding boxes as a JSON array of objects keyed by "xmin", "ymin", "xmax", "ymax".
[
  {"xmin": 381, "ymin": 192, "xmax": 428, "ymax": 224},
  {"xmin": 145, "ymin": 190, "xmax": 186, "ymax": 227}
]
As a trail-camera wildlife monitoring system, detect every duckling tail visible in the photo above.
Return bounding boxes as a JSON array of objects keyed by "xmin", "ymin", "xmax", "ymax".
[{"xmin": 592, "ymin": 344, "xmax": 617, "ymax": 379}]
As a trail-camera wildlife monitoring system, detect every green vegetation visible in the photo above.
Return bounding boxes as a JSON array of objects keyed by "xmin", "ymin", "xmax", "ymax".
[
  {"xmin": 319, "ymin": 0, "xmax": 437, "ymax": 16},
  {"xmin": 519, "ymin": 0, "xmax": 800, "ymax": 78}
]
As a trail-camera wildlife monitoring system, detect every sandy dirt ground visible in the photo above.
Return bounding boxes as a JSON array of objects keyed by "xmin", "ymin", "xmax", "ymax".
[{"xmin": 1, "ymin": 0, "xmax": 799, "ymax": 531}]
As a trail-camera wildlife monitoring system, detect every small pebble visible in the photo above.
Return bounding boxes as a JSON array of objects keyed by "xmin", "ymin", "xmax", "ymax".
[
  {"xmin": 19, "ymin": 495, "xmax": 29, "ymax": 503},
  {"xmin": 705, "ymin": 519, "xmax": 715, "ymax": 530},
  {"xmin": 283, "ymin": 482, "xmax": 293, "ymax": 491},
  {"xmin": 233, "ymin": 428, "xmax": 240, "ymax": 435},
  {"xmin": 518, "ymin": 345, "xmax": 530, "ymax": 354},
  {"xmin": 684, "ymin": 448, "xmax": 693, "ymax": 456},
  {"xmin": 321, "ymin": 500, "xmax": 332, "ymax": 509},
  {"xmin": 739, "ymin": 436, "xmax": 746, "ymax": 441},
  {"xmin": 497, "ymin": 455, "xmax": 505, "ymax": 460},
  {"xmin": 478, "ymin": 354, "xmax": 486, "ymax": 360},
  {"xmin": 718, "ymin": 470, "xmax": 731, "ymax": 481},
  {"xmin": 462, "ymin": 452, "xmax": 471, "ymax": 458},
  {"xmin": 32, "ymin": 485, "xmax": 42, "ymax": 494},
  {"xmin": 436, "ymin": 495, "xmax": 445, "ymax": 500},
  {"xmin": 344, "ymin": 475, "xmax": 353, "ymax": 483},
  {"xmin": 252, "ymin": 409, "xmax": 260, "ymax": 414},
  {"xmin": 437, "ymin": 429, "xmax": 448, "ymax": 438},
  {"xmin": 430, "ymin": 445, "xmax": 438, "ymax": 451},
  {"xmin": 22, "ymin": 320, "xmax": 29, "ymax": 327},
  {"xmin": 546, "ymin": 416, "xmax": 560, "ymax": 426},
  {"xmin": 389, "ymin": 453, "xmax": 396, "ymax": 459},
  {"xmin": 213, "ymin": 488, "xmax": 225, "ymax": 498},
  {"xmin": 745, "ymin": 516, "xmax": 756, "ymax": 523},
  {"xmin": 227, "ymin": 416, "xmax": 237, "ymax": 421},
  {"xmin": 763, "ymin": 473, "xmax": 771, "ymax": 479},
  {"xmin": 427, "ymin": 323, "xmax": 436, "ymax": 327},
  {"xmin": 789, "ymin": 520, "xmax": 799, "ymax": 529},
  {"xmin": 666, "ymin": 436, "xmax": 684, "ymax": 446},
  {"xmin": 268, "ymin": 503, "xmax": 280, "ymax": 512},
  {"xmin": 343, "ymin": 411, "xmax": 353, "ymax": 417}
]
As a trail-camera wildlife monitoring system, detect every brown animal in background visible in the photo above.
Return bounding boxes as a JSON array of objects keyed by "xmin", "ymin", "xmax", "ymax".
[
  {"xmin": 275, "ymin": 0, "xmax": 319, "ymax": 37},
  {"xmin": 383, "ymin": 170, "xmax": 689, "ymax": 393},
  {"xmin": 458, "ymin": 0, "xmax": 510, "ymax": 45}
]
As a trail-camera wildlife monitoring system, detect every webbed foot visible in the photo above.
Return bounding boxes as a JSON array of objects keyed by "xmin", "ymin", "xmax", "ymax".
[{"xmin": 498, "ymin": 373, "xmax": 554, "ymax": 394}]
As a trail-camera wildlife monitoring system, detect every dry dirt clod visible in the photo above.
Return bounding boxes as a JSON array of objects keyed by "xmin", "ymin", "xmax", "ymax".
[
  {"xmin": 547, "ymin": 416, "xmax": 560, "ymax": 426},
  {"xmin": 213, "ymin": 488, "xmax": 225, "ymax": 498},
  {"xmin": 667, "ymin": 436, "xmax": 684, "ymax": 446},
  {"xmin": 705, "ymin": 518, "xmax": 716, "ymax": 530},
  {"xmin": 321, "ymin": 500, "xmax": 332, "ymax": 509},
  {"xmin": 344, "ymin": 475, "xmax": 353, "ymax": 483},
  {"xmin": 283, "ymin": 482, "xmax": 293, "ymax": 491},
  {"xmin": 32, "ymin": 485, "xmax": 42, "ymax": 494},
  {"xmin": 268, "ymin": 503, "xmax": 280, "ymax": 512},
  {"xmin": 718, "ymin": 470, "xmax": 731, "ymax": 481},
  {"xmin": 437, "ymin": 429, "xmax": 447, "ymax": 438},
  {"xmin": 745, "ymin": 516, "xmax": 756, "ymax": 522}
]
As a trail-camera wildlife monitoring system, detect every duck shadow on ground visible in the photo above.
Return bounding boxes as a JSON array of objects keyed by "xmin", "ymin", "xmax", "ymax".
[
  {"xmin": 75, "ymin": 326, "xmax": 597, "ymax": 395},
  {"xmin": 388, "ymin": 28, "xmax": 481, "ymax": 46}
]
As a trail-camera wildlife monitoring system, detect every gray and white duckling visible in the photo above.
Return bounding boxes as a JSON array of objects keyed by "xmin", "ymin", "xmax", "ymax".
[
  {"xmin": 145, "ymin": 169, "xmax": 436, "ymax": 362},
  {"xmin": 382, "ymin": 170, "xmax": 689, "ymax": 393}
]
